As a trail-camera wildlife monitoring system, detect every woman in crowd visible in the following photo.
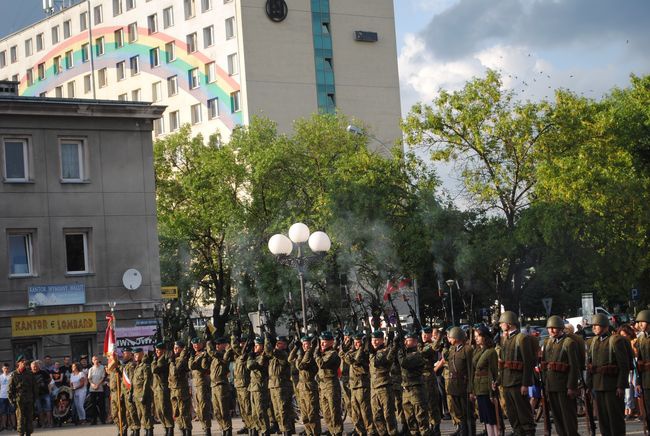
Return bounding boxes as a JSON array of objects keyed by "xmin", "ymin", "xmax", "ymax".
[
  {"xmin": 69, "ymin": 362, "xmax": 87, "ymax": 424},
  {"xmin": 470, "ymin": 325, "xmax": 499, "ymax": 436},
  {"xmin": 617, "ymin": 324, "xmax": 638, "ymax": 420}
]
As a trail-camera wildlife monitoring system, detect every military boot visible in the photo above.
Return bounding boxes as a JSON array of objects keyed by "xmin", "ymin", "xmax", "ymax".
[
  {"xmin": 205, "ymin": 429, "xmax": 212, "ymax": 436},
  {"xmin": 432, "ymin": 423, "xmax": 441, "ymax": 436},
  {"xmin": 236, "ymin": 429, "xmax": 248, "ymax": 435}
]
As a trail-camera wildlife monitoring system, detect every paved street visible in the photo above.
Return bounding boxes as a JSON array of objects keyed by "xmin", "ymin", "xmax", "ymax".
[{"xmin": 2, "ymin": 416, "xmax": 645, "ymax": 435}]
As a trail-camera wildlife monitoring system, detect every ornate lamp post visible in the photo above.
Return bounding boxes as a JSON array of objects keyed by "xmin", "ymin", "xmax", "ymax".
[{"xmin": 268, "ymin": 222, "xmax": 331, "ymax": 332}]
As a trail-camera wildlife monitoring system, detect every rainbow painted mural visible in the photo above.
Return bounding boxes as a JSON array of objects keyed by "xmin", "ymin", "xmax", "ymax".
[{"xmin": 17, "ymin": 26, "xmax": 243, "ymax": 130}]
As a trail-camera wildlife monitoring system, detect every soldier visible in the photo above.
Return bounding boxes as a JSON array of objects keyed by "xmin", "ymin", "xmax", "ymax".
[
  {"xmin": 169, "ymin": 340, "xmax": 193, "ymax": 436},
  {"xmin": 189, "ymin": 337, "xmax": 212, "ymax": 436},
  {"xmin": 206, "ymin": 337, "xmax": 235, "ymax": 436},
  {"xmin": 586, "ymin": 313, "xmax": 629, "ymax": 436},
  {"xmin": 152, "ymin": 342, "xmax": 174, "ymax": 436},
  {"xmin": 315, "ymin": 330, "xmax": 344, "ymax": 436},
  {"xmin": 497, "ymin": 311, "xmax": 536, "ymax": 436},
  {"xmin": 444, "ymin": 327, "xmax": 474, "ymax": 436},
  {"xmin": 399, "ymin": 332, "xmax": 432, "ymax": 435},
  {"xmin": 132, "ymin": 348, "xmax": 154, "ymax": 436},
  {"xmin": 288, "ymin": 335, "xmax": 321, "ymax": 436},
  {"xmin": 7, "ymin": 355, "xmax": 38, "ymax": 436},
  {"xmin": 420, "ymin": 327, "xmax": 443, "ymax": 436},
  {"xmin": 340, "ymin": 329, "xmax": 353, "ymax": 422},
  {"xmin": 369, "ymin": 330, "xmax": 399, "ymax": 436},
  {"xmin": 341, "ymin": 332, "xmax": 374, "ymax": 435},
  {"xmin": 635, "ymin": 310, "xmax": 650, "ymax": 428},
  {"xmin": 107, "ymin": 351, "xmax": 128, "ymax": 436},
  {"xmin": 247, "ymin": 336, "xmax": 271, "ymax": 435},
  {"xmin": 391, "ymin": 357, "xmax": 408, "ymax": 434},
  {"xmin": 542, "ymin": 316, "xmax": 581, "ymax": 436},
  {"xmin": 266, "ymin": 335, "xmax": 295, "ymax": 436},
  {"xmin": 231, "ymin": 336, "xmax": 254, "ymax": 435},
  {"xmin": 121, "ymin": 347, "xmax": 141, "ymax": 436}
]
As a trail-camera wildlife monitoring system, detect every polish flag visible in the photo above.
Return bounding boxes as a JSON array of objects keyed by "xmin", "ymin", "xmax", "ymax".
[
  {"xmin": 122, "ymin": 369, "xmax": 132, "ymax": 390},
  {"xmin": 383, "ymin": 280, "xmax": 397, "ymax": 301},
  {"xmin": 103, "ymin": 313, "xmax": 116, "ymax": 356}
]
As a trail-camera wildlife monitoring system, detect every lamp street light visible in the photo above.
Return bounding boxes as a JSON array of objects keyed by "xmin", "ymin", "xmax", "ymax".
[
  {"xmin": 346, "ymin": 124, "xmax": 392, "ymax": 155},
  {"xmin": 445, "ymin": 279, "xmax": 456, "ymax": 326},
  {"xmin": 268, "ymin": 222, "xmax": 331, "ymax": 332}
]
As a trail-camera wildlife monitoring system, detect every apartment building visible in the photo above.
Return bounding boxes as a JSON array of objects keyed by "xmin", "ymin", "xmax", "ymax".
[{"xmin": 0, "ymin": 0, "xmax": 402, "ymax": 150}]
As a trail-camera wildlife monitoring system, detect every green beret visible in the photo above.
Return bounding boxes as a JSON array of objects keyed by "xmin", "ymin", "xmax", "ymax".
[
  {"xmin": 343, "ymin": 329, "xmax": 352, "ymax": 336},
  {"xmin": 276, "ymin": 336, "xmax": 288, "ymax": 343},
  {"xmin": 404, "ymin": 331, "xmax": 418, "ymax": 339},
  {"xmin": 354, "ymin": 333, "xmax": 365, "ymax": 340},
  {"xmin": 15, "ymin": 354, "xmax": 25, "ymax": 363},
  {"xmin": 421, "ymin": 326, "xmax": 433, "ymax": 333},
  {"xmin": 174, "ymin": 340, "xmax": 185, "ymax": 348},
  {"xmin": 190, "ymin": 337, "xmax": 203, "ymax": 344},
  {"xmin": 300, "ymin": 335, "xmax": 312, "ymax": 342},
  {"xmin": 155, "ymin": 342, "xmax": 166, "ymax": 349},
  {"xmin": 371, "ymin": 330, "xmax": 385, "ymax": 339},
  {"xmin": 215, "ymin": 337, "xmax": 228, "ymax": 344},
  {"xmin": 254, "ymin": 336, "xmax": 264, "ymax": 344},
  {"xmin": 320, "ymin": 331, "xmax": 334, "ymax": 340},
  {"xmin": 122, "ymin": 346, "xmax": 133, "ymax": 353},
  {"xmin": 132, "ymin": 347, "xmax": 143, "ymax": 353}
]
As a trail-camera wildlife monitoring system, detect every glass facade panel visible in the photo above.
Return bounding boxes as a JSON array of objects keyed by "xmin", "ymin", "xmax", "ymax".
[{"xmin": 311, "ymin": 0, "xmax": 335, "ymax": 113}]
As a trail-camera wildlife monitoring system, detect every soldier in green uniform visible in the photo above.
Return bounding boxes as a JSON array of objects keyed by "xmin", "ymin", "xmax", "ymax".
[
  {"xmin": 586, "ymin": 313, "xmax": 629, "ymax": 436},
  {"xmin": 635, "ymin": 310, "xmax": 650, "ymax": 426},
  {"xmin": 152, "ymin": 342, "xmax": 174, "ymax": 436},
  {"xmin": 341, "ymin": 332, "xmax": 374, "ymax": 435},
  {"xmin": 369, "ymin": 330, "xmax": 399, "ymax": 436},
  {"xmin": 206, "ymin": 337, "xmax": 235, "ymax": 436},
  {"xmin": 169, "ymin": 340, "xmax": 193, "ymax": 436},
  {"xmin": 132, "ymin": 348, "xmax": 154, "ymax": 436},
  {"xmin": 391, "ymin": 357, "xmax": 408, "ymax": 435},
  {"xmin": 8, "ymin": 355, "xmax": 38, "ymax": 436},
  {"xmin": 444, "ymin": 327, "xmax": 474, "ymax": 436},
  {"xmin": 247, "ymin": 336, "xmax": 270, "ymax": 436},
  {"xmin": 266, "ymin": 335, "xmax": 295, "ymax": 435},
  {"xmin": 340, "ymin": 330, "xmax": 353, "ymax": 422},
  {"xmin": 107, "ymin": 351, "xmax": 128, "ymax": 436},
  {"xmin": 121, "ymin": 347, "xmax": 141, "ymax": 436},
  {"xmin": 399, "ymin": 332, "xmax": 433, "ymax": 436},
  {"xmin": 231, "ymin": 336, "xmax": 254, "ymax": 435},
  {"xmin": 420, "ymin": 327, "xmax": 442, "ymax": 436},
  {"xmin": 288, "ymin": 335, "xmax": 321, "ymax": 436},
  {"xmin": 497, "ymin": 311, "xmax": 536, "ymax": 436},
  {"xmin": 315, "ymin": 330, "xmax": 344, "ymax": 436},
  {"xmin": 189, "ymin": 337, "xmax": 212, "ymax": 436},
  {"xmin": 542, "ymin": 316, "xmax": 581, "ymax": 436}
]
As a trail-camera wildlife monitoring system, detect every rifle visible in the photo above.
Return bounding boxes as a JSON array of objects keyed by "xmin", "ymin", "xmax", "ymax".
[
  {"xmin": 491, "ymin": 381, "xmax": 502, "ymax": 436},
  {"xmin": 537, "ymin": 352, "xmax": 552, "ymax": 436},
  {"xmin": 387, "ymin": 294, "xmax": 404, "ymax": 336},
  {"xmin": 287, "ymin": 292, "xmax": 302, "ymax": 339},
  {"xmin": 582, "ymin": 355, "xmax": 597, "ymax": 436},
  {"xmin": 402, "ymin": 294, "xmax": 422, "ymax": 333}
]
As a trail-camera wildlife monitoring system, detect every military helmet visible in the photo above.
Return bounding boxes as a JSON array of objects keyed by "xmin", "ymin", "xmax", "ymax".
[
  {"xmin": 591, "ymin": 313, "xmax": 609, "ymax": 327},
  {"xmin": 498, "ymin": 311, "xmax": 519, "ymax": 325},
  {"xmin": 546, "ymin": 315, "xmax": 565, "ymax": 329},
  {"xmin": 636, "ymin": 310, "xmax": 650, "ymax": 323},
  {"xmin": 448, "ymin": 327, "xmax": 466, "ymax": 341}
]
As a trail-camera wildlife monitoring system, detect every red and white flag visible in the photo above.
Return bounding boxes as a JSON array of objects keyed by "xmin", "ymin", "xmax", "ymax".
[
  {"xmin": 122, "ymin": 368, "xmax": 132, "ymax": 390},
  {"xmin": 103, "ymin": 313, "xmax": 116, "ymax": 356},
  {"xmin": 383, "ymin": 280, "xmax": 397, "ymax": 301}
]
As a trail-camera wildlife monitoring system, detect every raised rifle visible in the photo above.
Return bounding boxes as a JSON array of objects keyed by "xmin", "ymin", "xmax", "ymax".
[
  {"xmin": 387, "ymin": 294, "xmax": 404, "ymax": 336},
  {"xmin": 402, "ymin": 294, "xmax": 422, "ymax": 334}
]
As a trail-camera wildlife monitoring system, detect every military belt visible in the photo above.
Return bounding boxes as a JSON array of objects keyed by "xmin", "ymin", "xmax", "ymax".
[
  {"xmin": 541, "ymin": 361, "xmax": 570, "ymax": 373},
  {"xmin": 474, "ymin": 370, "xmax": 489, "ymax": 377},
  {"xmin": 638, "ymin": 360, "xmax": 650, "ymax": 372},
  {"xmin": 587, "ymin": 364, "xmax": 619, "ymax": 375},
  {"xmin": 500, "ymin": 360, "xmax": 524, "ymax": 370}
]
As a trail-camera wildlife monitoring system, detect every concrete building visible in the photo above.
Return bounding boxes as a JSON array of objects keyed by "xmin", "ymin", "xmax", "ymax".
[
  {"xmin": 0, "ymin": 0, "xmax": 402, "ymax": 151},
  {"xmin": 0, "ymin": 81, "xmax": 164, "ymax": 362}
]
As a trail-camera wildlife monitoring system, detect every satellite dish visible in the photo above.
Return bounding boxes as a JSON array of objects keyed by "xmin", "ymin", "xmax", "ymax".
[{"xmin": 122, "ymin": 269, "xmax": 142, "ymax": 290}]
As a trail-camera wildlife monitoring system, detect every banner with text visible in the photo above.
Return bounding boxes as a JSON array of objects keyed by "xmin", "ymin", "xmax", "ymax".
[
  {"xmin": 28, "ymin": 283, "xmax": 86, "ymax": 307},
  {"xmin": 12, "ymin": 312, "xmax": 96, "ymax": 337},
  {"xmin": 115, "ymin": 325, "xmax": 157, "ymax": 352}
]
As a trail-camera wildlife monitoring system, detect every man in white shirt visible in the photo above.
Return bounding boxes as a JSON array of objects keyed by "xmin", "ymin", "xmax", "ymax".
[
  {"xmin": 0, "ymin": 363, "xmax": 16, "ymax": 431},
  {"xmin": 87, "ymin": 356, "xmax": 107, "ymax": 425}
]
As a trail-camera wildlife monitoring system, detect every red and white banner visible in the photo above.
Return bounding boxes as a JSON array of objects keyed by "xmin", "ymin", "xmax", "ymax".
[{"xmin": 103, "ymin": 313, "xmax": 116, "ymax": 355}]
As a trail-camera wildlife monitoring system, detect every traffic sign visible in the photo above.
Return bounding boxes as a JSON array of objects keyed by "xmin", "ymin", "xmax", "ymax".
[
  {"xmin": 631, "ymin": 288, "xmax": 640, "ymax": 301},
  {"xmin": 542, "ymin": 298, "xmax": 553, "ymax": 317}
]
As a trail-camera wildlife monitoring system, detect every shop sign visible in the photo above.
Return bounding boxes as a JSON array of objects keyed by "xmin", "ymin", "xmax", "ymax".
[
  {"xmin": 12, "ymin": 312, "xmax": 96, "ymax": 337},
  {"xmin": 115, "ymin": 325, "xmax": 157, "ymax": 352},
  {"xmin": 28, "ymin": 283, "xmax": 86, "ymax": 307},
  {"xmin": 161, "ymin": 286, "xmax": 178, "ymax": 299}
]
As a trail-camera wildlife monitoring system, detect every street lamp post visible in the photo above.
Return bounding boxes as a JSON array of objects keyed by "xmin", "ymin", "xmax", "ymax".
[
  {"xmin": 268, "ymin": 223, "xmax": 331, "ymax": 332},
  {"xmin": 446, "ymin": 279, "xmax": 456, "ymax": 326},
  {"xmin": 346, "ymin": 124, "xmax": 392, "ymax": 154}
]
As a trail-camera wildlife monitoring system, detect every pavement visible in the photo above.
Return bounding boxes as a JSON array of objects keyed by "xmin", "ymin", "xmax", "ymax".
[{"xmin": 1, "ymin": 416, "xmax": 646, "ymax": 436}]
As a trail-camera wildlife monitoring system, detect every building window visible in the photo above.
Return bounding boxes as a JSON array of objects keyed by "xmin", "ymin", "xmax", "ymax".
[
  {"xmin": 131, "ymin": 88, "xmax": 141, "ymax": 101},
  {"xmin": 80, "ymin": 11, "xmax": 88, "ymax": 31},
  {"xmin": 231, "ymin": 90, "xmax": 240, "ymax": 112},
  {"xmin": 165, "ymin": 42, "xmax": 176, "ymax": 62},
  {"xmin": 98, "ymin": 67, "xmax": 107, "ymax": 87},
  {"xmin": 81, "ymin": 43, "xmax": 89, "ymax": 63},
  {"xmin": 126, "ymin": 0, "xmax": 136, "ymax": 11},
  {"xmin": 96, "ymin": 37, "xmax": 105, "ymax": 56},
  {"xmin": 64, "ymin": 231, "xmax": 90, "ymax": 274},
  {"xmin": 227, "ymin": 53, "xmax": 238, "ymax": 75},
  {"xmin": 205, "ymin": 62, "xmax": 216, "ymax": 83},
  {"xmin": 0, "ymin": 51, "xmax": 5, "ymax": 68},
  {"xmin": 53, "ymin": 56, "xmax": 62, "ymax": 74},
  {"xmin": 128, "ymin": 22, "xmax": 138, "ymax": 43},
  {"xmin": 114, "ymin": 29, "xmax": 124, "ymax": 48},
  {"xmin": 10, "ymin": 46, "xmax": 17, "ymax": 63},
  {"xmin": 225, "ymin": 17, "xmax": 236, "ymax": 39},
  {"xmin": 116, "ymin": 61, "xmax": 126, "ymax": 81},
  {"xmin": 55, "ymin": 86, "xmax": 63, "ymax": 97},
  {"xmin": 150, "ymin": 47, "xmax": 160, "ymax": 67},
  {"xmin": 3, "ymin": 138, "xmax": 29, "ymax": 182},
  {"xmin": 37, "ymin": 63, "xmax": 45, "ymax": 80},
  {"xmin": 60, "ymin": 139, "xmax": 87, "ymax": 182},
  {"xmin": 153, "ymin": 118, "xmax": 164, "ymax": 136},
  {"xmin": 11, "ymin": 74, "xmax": 18, "ymax": 82},
  {"xmin": 169, "ymin": 110, "xmax": 180, "ymax": 131},
  {"xmin": 189, "ymin": 68, "xmax": 199, "ymax": 89},
  {"xmin": 163, "ymin": 6, "xmax": 174, "ymax": 28},
  {"xmin": 24, "ymin": 39, "xmax": 33, "ymax": 57},
  {"xmin": 152, "ymin": 81, "xmax": 161, "ymax": 102},
  {"xmin": 51, "ymin": 25, "xmax": 60, "ymax": 44},
  {"xmin": 203, "ymin": 25, "xmax": 214, "ymax": 48},
  {"xmin": 63, "ymin": 20, "xmax": 72, "ymax": 39},
  {"xmin": 184, "ymin": 0, "xmax": 196, "ymax": 19},
  {"xmin": 67, "ymin": 80, "xmax": 75, "ymax": 98},
  {"xmin": 118, "ymin": 93, "xmax": 128, "ymax": 101},
  {"xmin": 191, "ymin": 103, "xmax": 202, "ymax": 124},
  {"xmin": 7, "ymin": 232, "xmax": 34, "ymax": 277},
  {"xmin": 147, "ymin": 14, "xmax": 158, "ymax": 34},
  {"xmin": 201, "ymin": 0, "xmax": 212, "ymax": 12},
  {"xmin": 207, "ymin": 97, "xmax": 219, "ymax": 119},
  {"xmin": 65, "ymin": 50, "xmax": 74, "ymax": 69},
  {"xmin": 167, "ymin": 75, "xmax": 178, "ymax": 96},
  {"xmin": 94, "ymin": 5, "xmax": 103, "ymax": 24},
  {"xmin": 26, "ymin": 68, "xmax": 34, "ymax": 86},
  {"xmin": 83, "ymin": 74, "xmax": 92, "ymax": 94},
  {"xmin": 36, "ymin": 33, "xmax": 44, "ymax": 51},
  {"xmin": 113, "ymin": 0, "xmax": 123, "ymax": 16},
  {"xmin": 130, "ymin": 55, "xmax": 140, "ymax": 75},
  {"xmin": 186, "ymin": 33, "xmax": 197, "ymax": 53}
]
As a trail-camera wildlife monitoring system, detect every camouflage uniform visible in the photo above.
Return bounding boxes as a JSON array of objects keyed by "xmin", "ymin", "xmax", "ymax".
[
  {"xmin": 419, "ymin": 340, "xmax": 442, "ymax": 432},
  {"xmin": 446, "ymin": 341, "xmax": 474, "ymax": 436},
  {"xmin": 399, "ymin": 344, "xmax": 432, "ymax": 436},
  {"xmin": 315, "ymin": 333, "xmax": 344, "ymax": 435},
  {"xmin": 189, "ymin": 343, "xmax": 212, "ymax": 433},
  {"xmin": 369, "ymin": 335, "xmax": 399, "ymax": 436},
  {"xmin": 121, "ymin": 357, "xmax": 141, "ymax": 432},
  {"xmin": 289, "ymin": 339, "xmax": 321, "ymax": 436},
  {"xmin": 231, "ymin": 338, "xmax": 254, "ymax": 432},
  {"xmin": 107, "ymin": 358, "xmax": 127, "ymax": 436},
  {"xmin": 7, "ymin": 359, "xmax": 38, "ymax": 436},
  {"xmin": 132, "ymin": 353, "xmax": 154, "ymax": 433},
  {"xmin": 265, "ymin": 337, "xmax": 295, "ymax": 434},
  {"xmin": 206, "ymin": 339, "xmax": 235, "ymax": 434},
  {"xmin": 247, "ymin": 342, "xmax": 271, "ymax": 433},
  {"xmin": 151, "ymin": 348, "xmax": 174, "ymax": 433},
  {"xmin": 169, "ymin": 345, "xmax": 193, "ymax": 432},
  {"xmin": 341, "ymin": 338, "xmax": 374, "ymax": 435}
]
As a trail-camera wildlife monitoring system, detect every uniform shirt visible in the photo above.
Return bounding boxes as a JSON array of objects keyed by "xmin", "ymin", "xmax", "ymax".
[
  {"xmin": 499, "ymin": 330, "xmax": 536, "ymax": 388},
  {"xmin": 369, "ymin": 342, "xmax": 397, "ymax": 389},
  {"xmin": 132, "ymin": 360, "xmax": 152, "ymax": 401},
  {"xmin": 315, "ymin": 348, "xmax": 340, "ymax": 382},
  {"xmin": 472, "ymin": 346, "xmax": 498, "ymax": 396},
  {"xmin": 265, "ymin": 342, "xmax": 292, "ymax": 389},
  {"xmin": 188, "ymin": 350, "xmax": 211, "ymax": 388},
  {"xmin": 9, "ymin": 367, "xmax": 39, "ymax": 403},
  {"xmin": 446, "ymin": 344, "xmax": 473, "ymax": 395},
  {"xmin": 289, "ymin": 346, "xmax": 318, "ymax": 387},
  {"xmin": 168, "ymin": 350, "xmax": 190, "ymax": 390},
  {"xmin": 542, "ymin": 335, "xmax": 580, "ymax": 392},
  {"xmin": 230, "ymin": 341, "xmax": 251, "ymax": 389},
  {"xmin": 246, "ymin": 352, "xmax": 269, "ymax": 392},
  {"xmin": 206, "ymin": 343, "xmax": 234, "ymax": 387},
  {"xmin": 586, "ymin": 333, "xmax": 629, "ymax": 391},
  {"xmin": 399, "ymin": 347, "xmax": 426, "ymax": 387},
  {"xmin": 341, "ymin": 346, "xmax": 370, "ymax": 389},
  {"xmin": 151, "ymin": 353, "xmax": 170, "ymax": 389}
]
